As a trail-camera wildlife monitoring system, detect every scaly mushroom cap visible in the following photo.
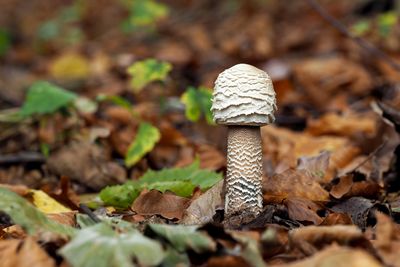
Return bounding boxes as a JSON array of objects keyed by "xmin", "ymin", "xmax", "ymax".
[{"xmin": 211, "ymin": 64, "xmax": 277, "ymax": 126}]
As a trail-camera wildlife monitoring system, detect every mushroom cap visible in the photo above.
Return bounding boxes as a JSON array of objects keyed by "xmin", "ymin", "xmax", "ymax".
[{"xmin": 211, "ymin": 63, "xmax": 277, "ymax": 126}]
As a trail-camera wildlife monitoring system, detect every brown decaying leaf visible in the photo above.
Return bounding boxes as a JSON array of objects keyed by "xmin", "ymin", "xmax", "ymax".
[
  {"xmin": 263, "ymin": 168, "xmax": 329, "ymax": 203},
  {"xmin": 293, "ymin": 56, "xmax": 372, "ymax": 109},
  {"xmin": 331, "ymin": 197, "xmax": 390, "ymax": 229},
  {"xmin": 320, "ymin": 212, "xmax": 352, "ymax": 226},
  {"xmin": 371, "ymin": 213, "xmax": 400, "ymax": 267},
  {"xmin": 0, "ymin": 184, "xmax": 29, "ymax": 196},
  {"xmin": 288, "ymin": 225, "xmax": 368, "ymax": 256},
  {"xmin": 0, "ymin": 237, "xmax": 56, "ymax": 267},
  {"xmin": 132, "ymin": 190, "xmax": 190, "ymax": 220},
  {"xmin": 181, "ymin": 180, "xmax": 223, "ymax": 225},
  {"xmin": 46, "ymin": 141, "xmax": 126, "ymax": 191},
  {"xmin": 284, "ymin": 197, "xmax": 323, "ymax": 225},
  {"xmin": 273, "ymin": 245, "xmax": 382, "ymax": 267},
  {"xmin": 306, "ymin": 112, "xmax": 377, "ymax": 137},
  {"xmin": 46, "ymin": 211, "xmax": 77, "ymax": 227},
  {"xmin": 261, "ymin": 126, "xmax": 360, "ymax": 180}
]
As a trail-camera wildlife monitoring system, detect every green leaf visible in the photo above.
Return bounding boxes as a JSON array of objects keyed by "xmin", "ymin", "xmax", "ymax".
[
  {"xmin": 0, "ymin": 188, "xmax": 76, "ymax": 236},
  {"xmin": 230, "ymin": 232, "xmax": 267, "ymax": 267},
  {"xmin": 145, "ymin": 180, "xmax": 196, "ymax": 197},
  {"xmin": 0, "ymin": 28, "xmax": 11, "ymax": 56},
  {"xmin": 99, "ymin": 182, "xmax": 140, "ymax": 208},
  {"xmin": 20, "ymin": 81, "xmax": 77, "ymax": 117},
  {"xmin": 378, "ymin": 11, "xmax": 397, "ymax": 37},
  {"xmin": 123, "ymin": 0, "xmax": 169, "ymax": 30},
  {"xmin": 181, "ymin": 86, "xmax": 214, "ymax": 124},
  {"xmin": 60, "ymin": 223, "xmax": 165, "ymax": 267},
  {"xmin": 100, "ymin": 160, "xmax": 222, "ymax": 208},
  {"xmin": 148, "ymin": 224, "xmax": 216, "ymax": 253},
  {"xmin": 125, "ymin": 122, "xmax": 161, "ymax": 167},
  {"xmin": 351, "ymin": 20, "xmax": 370, "ymax": 36},
  {"xmin": 162, "ymin": 245, "xmax": 190, "ymax": 267},
  {"xmin": 140, "ymin": 160, "xmax": 222, "ymax": 190},
  {"xmin": 127, "ymin": 59, "xmax": 172, "ymax": 92},
  {"xmin": 96, "ymin": 94, "xmax": 133, "ymax": 110}
]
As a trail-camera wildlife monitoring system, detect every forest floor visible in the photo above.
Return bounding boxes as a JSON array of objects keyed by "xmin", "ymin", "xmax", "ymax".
[{"xmin": 0, "ymin": 0, "xmax": 400, "ymax": 266}]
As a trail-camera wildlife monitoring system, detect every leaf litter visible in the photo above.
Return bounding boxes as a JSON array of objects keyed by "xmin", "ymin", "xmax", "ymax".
[{"xmin": 0, "ymin": 0, "xmax": 400, "ymax": 266}]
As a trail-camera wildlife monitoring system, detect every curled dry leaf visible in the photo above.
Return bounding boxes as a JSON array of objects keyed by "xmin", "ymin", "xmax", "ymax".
[
  {"xmin": 181, "ymin": 180, "xmax": 224, "ymax": 225},
  {"xmin": 330, "ymin": 173, "xmax": 381, "ymax": 200},
  {"xmin": 132, "ymin": 190, "xmax": 190, "ymax": 220},
  {"xmin": 0, "ymin": 237, "xmax": 56, "ymax": 267}
]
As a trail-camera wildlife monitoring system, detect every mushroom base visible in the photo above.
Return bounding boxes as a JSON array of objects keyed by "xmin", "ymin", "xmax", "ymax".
[{"xmin": 225, "ymin": 126, "xmax": 263, "ymax": 220}]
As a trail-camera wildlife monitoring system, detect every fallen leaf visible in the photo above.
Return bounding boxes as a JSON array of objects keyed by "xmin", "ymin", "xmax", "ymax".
[
  {"xmin": 60, "ymin": 223, "xmax": 164, "ymax": 267},
  {"xmin": 330, "ymin": 174, "xmax": 354, "ymax": 199},
  {"xmin": 181, "ymin": 180, "xmax": 224, "ymax": 225},
  {"xmin": 147, "ymin": 224, "xmax": 216, "ymax": 253},
  {"xmin": 263, "ymin": 168, "xmax": 329, "ymax": 203},
  {"xmin": 132, "ymin": 190, "xmax": 190, "ymax": 220},
  {"xmin": 276, "ymin": 245, "xmax": 382, "ymax": 267},
  {"xmin": 372, "ymin": 212, "xmax": 400, "ymax": 267},
  {"xmin": 331, "ymin": 197, "xmax": 390, "ymax": 229},
  {"xmin": 0, "ymin": 184, "xmax": 28, "ymax": 196},
  {"xmin": 49, "ymin": 52, "xmax": 90, "ymax": 81},
  {"xmin": 289, "ymin": 225, "xmax": 367, "ymax": 255},
  {"xmin": 30, "ymin": 189, "xmax": 71, "ymax": 214},
  {"xmin": 306, "ymin": 112, "xmax": 377, "ymax": 137},
  {"xmin": 0, "ymin": 237, "xmax": 56, "ymax": 267},
  {"xmin": 47, "ymin": 141, "xmax": 126, "ymax": 191},
  {"xmin": 284, "ymin": 197, "xmax": 323, "ymax": 225}
]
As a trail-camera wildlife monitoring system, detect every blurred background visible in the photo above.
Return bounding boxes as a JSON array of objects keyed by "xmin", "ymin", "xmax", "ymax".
[{"xmin": 0, "ymin": 0, "xmax": 399, "ymax": 193}]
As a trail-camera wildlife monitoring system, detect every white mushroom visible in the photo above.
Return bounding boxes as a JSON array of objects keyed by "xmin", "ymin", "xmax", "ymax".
[{"xmin": 211, "ymin": 63, "xmax": 277, "ymax": 221}]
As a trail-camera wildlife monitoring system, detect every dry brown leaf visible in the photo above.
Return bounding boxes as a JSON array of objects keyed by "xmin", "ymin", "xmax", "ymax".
[
  {"xmin": 330, "ymin": 174, "xmax": 353, "ymax": 199},
  {"xmin": 261, "ymin": 126, "xmax": 360, "ymax": 180},
  {"xmin": 0, "ymin": 237, "xmax": 56, "ymax": 267},
  {"xmin": 284, "ymin": 198, "xmax": 323, "ymax": 225},
  {"xmin": 372, "ymin": 213, "xmax": 400, "ymax": 267},
  {"xmin": 293, "ymin": 57, "xmax": 373, "ymax": 109},
  {"xmin": 289, "ymin": 225, "xmax": 367, "ymax": 256},
  {"xmin": 320, "ymin": 212, "xmax": 352, "ymax": 226},
  {"xmin": 306, "ymin": 112, "xmax": 377, "ymax": 137},
  {"xmin": 132, "ymin": 190, "xmax": 190, "ymax": 220},
  {"xmin": 263, "ymin": 169, "xmax": 329, "ymax": 203},
  {"xmin": 46, "ymin": 211, "xmax": 77, "ymax": 227},
  {"xmin": 46, "ymin": 141, "xmax": 126, "ymax": 190},
  {"xmin": 0, "ymin": 184, "xmax": 29, "ymax": 196},
  {"xmin": 181, "ymin": 180, "xmax": 223, "ymax": 225},
  {"xmin": 274, "ymin": 245, "xmax": 382, "ymax": 267}
]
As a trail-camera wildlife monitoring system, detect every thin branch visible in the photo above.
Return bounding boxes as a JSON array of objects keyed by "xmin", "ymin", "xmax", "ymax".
[{"xmin": 305, "ymin": 0, "xmax": 400, "ymax": 73}]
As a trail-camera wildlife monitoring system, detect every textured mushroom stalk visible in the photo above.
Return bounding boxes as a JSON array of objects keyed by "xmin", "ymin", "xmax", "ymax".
[
  {"xmin": 211, "ymin": 63, "xmax": 276, "ymax": 223},
  {"xmin": 226, "ymin": 126, "xmax": 263, "ymax": 217}
]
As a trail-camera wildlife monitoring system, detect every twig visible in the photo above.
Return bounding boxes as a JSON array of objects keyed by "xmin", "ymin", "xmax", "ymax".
[
  {"xmin": 79, "ymin": 204, "xmax": 102, "ymax": 223},
  {"xmin": 305, "ymin": 0, "xmax": 400, "ymax": 73},
  {"xmin": 345, "ymin": 140, "xmax": 387, "ymax": 175}
]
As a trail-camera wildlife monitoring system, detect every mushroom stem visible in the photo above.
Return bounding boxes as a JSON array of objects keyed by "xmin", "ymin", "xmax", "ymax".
[{"xmin": 225, "ymin": 126, "xmax": 263, "ymax": 218}]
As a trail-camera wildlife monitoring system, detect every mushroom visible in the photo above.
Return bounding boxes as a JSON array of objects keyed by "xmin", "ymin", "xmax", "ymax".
[{"xmin": 211, "ymin": 63, "xmax": 276, "ymax": 222}]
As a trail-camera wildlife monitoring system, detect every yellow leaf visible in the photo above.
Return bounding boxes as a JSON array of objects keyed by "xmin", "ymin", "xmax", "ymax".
[
  {"xmin": 30, "ymin": 190, "xmax": 71, "ymax": 214},
  {"xmin": 50, "ymin": 52, "xmax": 90, "ymax": 80}
]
